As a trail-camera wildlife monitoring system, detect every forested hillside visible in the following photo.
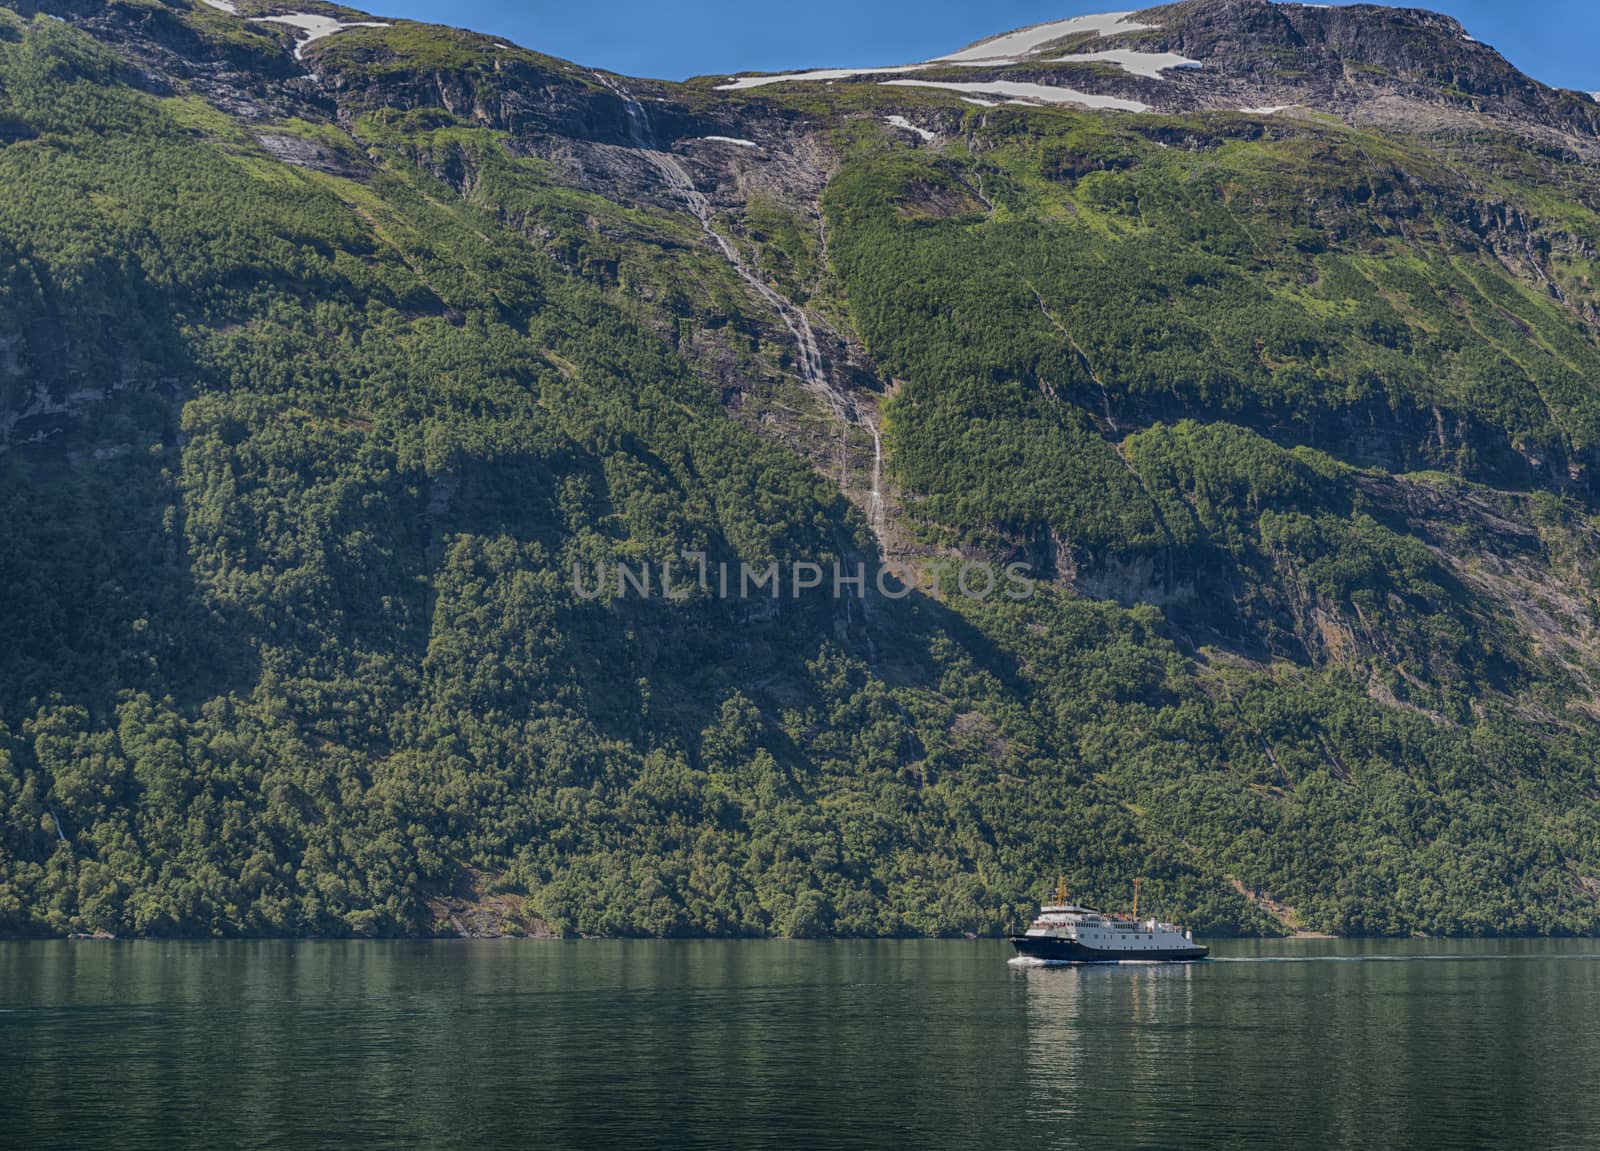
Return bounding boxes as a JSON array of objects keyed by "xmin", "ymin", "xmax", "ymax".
[{"xmin": 3, "ymin": 0, "xmax": 1600, "ymax": 938}]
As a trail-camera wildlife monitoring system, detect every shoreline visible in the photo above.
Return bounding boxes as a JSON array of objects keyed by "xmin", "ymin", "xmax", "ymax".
[{"xmin": 11, "ymin": 931, "xmax": 1600, "ymax": 944}]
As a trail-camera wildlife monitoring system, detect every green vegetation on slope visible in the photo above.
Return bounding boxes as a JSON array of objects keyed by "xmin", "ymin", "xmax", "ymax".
[{"xmin": 1, "ymin": 7, "xmax": 1599, "ymax": 939}]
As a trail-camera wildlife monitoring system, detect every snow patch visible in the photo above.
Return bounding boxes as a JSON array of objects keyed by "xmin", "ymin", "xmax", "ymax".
[
  {"xmin": 696, "ymin": 135, "xmax": 760, "ymax": 148},
  {"xmin": 1239, "ymin": 105, "xmax": 1291, "ymax": 115},
  {"xmin": 1054, "ymin": 48, "xmax": 1201, "ymax": 80},
  {"xmin": 716, "ymin": 58, "xmax": 1017, "ymax": 91},
  {"xmin": 718, "ymin": 64, "xmax": 934, "ymax": 90},
  {"xmin": 200, "ymin": 0, "xmax": 238, "ymax": 12},
  {"xmin": 960, "ymin": 97, "xmax": 1000, "ymax": 107},
  {"xmin": 936, "ymin": 10, "xmax": 1157, "ymax": 63},
  {"xmin": 882, "ymin": 78, "xmax": 1150, "ymax": 113},
  {"xmin": 252, "ymin": 13, "xmax": 391, "ymax": 60},
  {"xmin": 885, "ymin": 115, "xmax": 935, "ymax": 142}
]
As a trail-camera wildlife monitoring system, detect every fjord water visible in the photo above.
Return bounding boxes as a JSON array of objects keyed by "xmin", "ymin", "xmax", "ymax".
[{"xmin": 4, "ymin": 939, "xmax": 1599, "ymax": 1150}]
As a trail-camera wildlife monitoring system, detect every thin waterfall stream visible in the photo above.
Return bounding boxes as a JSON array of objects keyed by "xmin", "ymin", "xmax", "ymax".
[{"xmin": 596, "ymin": 74, "xmax": 886, "ymax": 545}]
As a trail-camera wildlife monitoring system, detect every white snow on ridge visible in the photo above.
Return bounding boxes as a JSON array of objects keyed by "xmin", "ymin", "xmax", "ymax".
[
  {"xmin": 716, "ymin": 9, "xmax": 1171, "ymax": 92},
  {"xmin": 1239, "ymin": 105, "xmax": 1291, "ymax": 115},
  {"xmin": 252, "ymin": 13, "xmax": 392, "ymax": 61},
  {"xmin": 718, "ymin": 64, "xmax": 934, "ymax": 90},
  {"xmin": 936, "ymin": 10, "xmax": 1155, "ymax": 63},
  {"xmin": 716, "ymin": 58, "xmax": 1017, "ymax": 91},
  {"xmin": 885, "ymin": 115, "xmax": 935, "ymax": 142},
  {"xmin": 200, "ymin": 0, "xmax": 238, "ymax": 13},
  {"xmin": 720, "ymin": 8, "xmax": 1171, "ymax": 87},
  {"xmin": 1053, "ymin": 48, "xmax": 1201, "ymax": 80},
  {"xmin": 881, "ymin": 79, "xmax": 1150, "ymax": 113},
  {"xmin": 697, "ymin": 135, "xmax": 760, "ymax": 148}
]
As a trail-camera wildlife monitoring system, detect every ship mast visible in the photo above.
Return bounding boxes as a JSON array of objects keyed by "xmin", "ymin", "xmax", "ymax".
[{"xmin": 1132, "ymin": 877, "xmax": 1141, "ymax": 921}]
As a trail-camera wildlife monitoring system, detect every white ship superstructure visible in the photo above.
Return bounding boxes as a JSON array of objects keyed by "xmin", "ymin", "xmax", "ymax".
[{"xmin": 1009, "ymin": 879, "xmax": 1208, "ymax": 963}]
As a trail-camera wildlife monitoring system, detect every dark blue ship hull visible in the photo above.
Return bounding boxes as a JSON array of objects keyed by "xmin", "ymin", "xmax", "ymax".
[{"xmin": 1008, "ymin": 935, "xmax": 1208, "ymax": 963}]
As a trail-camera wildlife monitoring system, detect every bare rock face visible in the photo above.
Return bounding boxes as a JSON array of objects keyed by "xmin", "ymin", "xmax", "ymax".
[
  {"xmin": 254, "ymin": 130, "xmax": 364, "ymax": 174},
  {"xmin": 1143, "ymin": 0, "xmax": 1600, "ymax": 131},
  {"xmin": 427, "ymin": 871, "xmax": 559, "ymax": 938}
]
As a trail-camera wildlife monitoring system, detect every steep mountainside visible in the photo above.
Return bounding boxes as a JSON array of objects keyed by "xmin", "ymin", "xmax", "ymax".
[{"xmin": 3, "ymin": 0, "xmax": 1600, "ymax": 938}]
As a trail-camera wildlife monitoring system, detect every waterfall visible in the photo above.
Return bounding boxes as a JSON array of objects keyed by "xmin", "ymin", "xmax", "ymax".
[{"xmin": 595, "ymin": 74, "xmax": 887, "ymax": 547}]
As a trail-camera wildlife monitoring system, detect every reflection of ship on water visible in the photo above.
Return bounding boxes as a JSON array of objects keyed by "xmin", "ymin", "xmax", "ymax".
[
  {"xmin": 1016, "ymin": 952, "xmax": 1198, "ymax": 1130},
  {"xmin": 1009, "ymin": 878, "xmax": 1208, "ymax": 964}
]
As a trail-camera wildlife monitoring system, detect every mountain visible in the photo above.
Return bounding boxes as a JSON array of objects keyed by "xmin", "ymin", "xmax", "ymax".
[{"xmin": 3, "ymin": 0, "xmax": 1600, "ymax": 939}]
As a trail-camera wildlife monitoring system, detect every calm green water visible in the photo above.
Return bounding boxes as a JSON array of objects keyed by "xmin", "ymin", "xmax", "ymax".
[{"xmin": 3, "ymin": 937, "xmax": 1599, "ymax": 1149}]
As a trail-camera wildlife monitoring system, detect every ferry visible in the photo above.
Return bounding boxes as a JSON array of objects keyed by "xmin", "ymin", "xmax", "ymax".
[{"xmin": 1009, "ymin": 878, "xmax": 1208, "ymax": 964}]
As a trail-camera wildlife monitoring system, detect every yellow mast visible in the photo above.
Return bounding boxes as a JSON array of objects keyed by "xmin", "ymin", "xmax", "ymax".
[
  {"xmin": 1132, "ymin": 877, "xmax": 1142, "ymax": 921},
  {"xmin": 1055, "ymin": 874, "xmax": 1068, "ymax": 905}
]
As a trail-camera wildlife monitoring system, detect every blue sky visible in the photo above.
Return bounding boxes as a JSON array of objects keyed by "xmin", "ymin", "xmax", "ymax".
[{"xmin": 366, "ymin": 1, "xmax": 1598, "ymax": 92}]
